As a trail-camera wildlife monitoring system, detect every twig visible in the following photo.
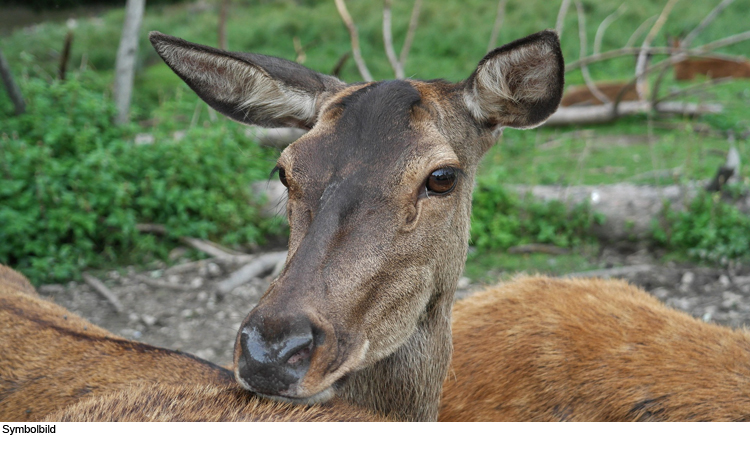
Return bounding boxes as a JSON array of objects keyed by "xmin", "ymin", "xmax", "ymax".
[
  {"xmin": 134, "ymin": 274, "xmax": 195, "ymax": 291},
  {"xmin": 635, "ymin": 0, "xmax": 680, "ymax": 100},
  {"xmin": 487, "ymin": 0, "xmax": 508, "ymax": 53},
  {"xmin": 216, "ymin": 251, "xmax": 288, "ymax": 295},
  {"xmin": 293, "ymin": 36, "xmax": 306, "ymax": 64},
  {"xmin": 218, "ymin": 0, "xmax": 229, "ymax": 50},
  {"xmin": 179, "ymin": 237, "xmax": 244, "ymax": 259},
  {"xmin": 625, "ymin": 15, "xmax": 657, "ymax": 48},
  {"xmin": 507, "ymin": 244, "xmax": 570, "ymax": 255},
  {"xmin": 593, "ymin": 3, "xmax": 625, "ymax": 55},
  {"xmin": 135, "ymin": 223, "xmax": 246, "ymax": 259},
  {"xmin": 59, "ymin": 30, "xmax": 74, "ymax": 81},
  {"xmin": 555, "ymin": 0, "xmax": 572, "ymax": 38},
  {"xmin": 0, "ymin": 48, "xmax": 25, "ymax": 115},
  {"xmin": 331, "ymin": 52, "xmax": 351, "ymax": 77},
  {"xmin": 399, "ymin": 0, "xmax": 422, "ymax": 68},
  {"xmin": 383, "ymin": 0, "xmax": 403, "ymax": 79},
  {"xmin": 681, "ymin": 0, "xmax": 735, "ymax": 49},
  {"xmin": 335, "ymin": 0, "xmax": 374, "ymax": 81},
  {"xmin": 575, "ymin": 1, "xmax": 611, "ymax": 105},
  {"xmin": 566, "ymin": 39, "xmax": 750, "ymax": 71},
  {"xmin": 566, "ymin": 264, "xmax": 654, "ymax": 279},
  {"xmin": 82, "ymin": 272, "xmax": 124, "ymax": 314},
  {"xmin": 655, "ymin": 76, "xmax": 733, "ymax": 105}
]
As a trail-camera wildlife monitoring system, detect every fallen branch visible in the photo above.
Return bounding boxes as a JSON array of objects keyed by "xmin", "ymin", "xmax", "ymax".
[
  {"xmin": 134, "ymin": 274, "xmax": 195, "ymax": 291},
  {"xmin": 566, "ymin": 264, "xmax": 654, "ymax": 279},
  {"xmin": 244, "ymin": 125, "xmax": 305, "ymax": 149},
  {"xmin": 135, "ymin": 223, "xmax": 247, "ymax": 259},
  {"xmin": 82, "ymin": 272, "xmax": 124, "ymax": 314},
  {"xmin": 543, "ymin": 101, "xmax": 722, "ymax": 126},
  {"xmin": 507, "ymin": 244, "xmax": 570, "ymax": 255},
  {"xmin": 216, "ymin": 251, "xmax": 288, "ymax": 296}
]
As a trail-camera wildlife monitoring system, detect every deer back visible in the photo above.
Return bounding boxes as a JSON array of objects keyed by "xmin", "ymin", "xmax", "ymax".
[
  {"xmin": 0, "ymin": 264, "xmax": 379, "ymax": 421},
  {"xmin": 440, "ymin": 276, "xmax": 750, "ymax": 421}
]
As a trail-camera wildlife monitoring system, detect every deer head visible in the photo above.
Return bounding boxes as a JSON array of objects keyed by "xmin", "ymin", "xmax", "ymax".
[{"xmin": 150, "ymin": 30, "xmax": 563, "ymax": 421}]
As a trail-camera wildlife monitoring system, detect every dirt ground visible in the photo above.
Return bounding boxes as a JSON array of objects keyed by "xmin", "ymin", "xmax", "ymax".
[{"xmin": 40, "ymin": 246, "xmax": 750, "ymax": 368}]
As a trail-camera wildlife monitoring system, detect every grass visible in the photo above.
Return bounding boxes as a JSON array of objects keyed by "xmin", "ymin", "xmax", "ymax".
[{"xmin": 2, "ymin": 0, "xmax": 749, "ymax": 280}]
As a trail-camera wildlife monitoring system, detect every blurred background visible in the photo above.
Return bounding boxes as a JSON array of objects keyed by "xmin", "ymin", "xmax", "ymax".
[{"xmin": 1, "ymin": 0, "xmax": 749, "ymax": 366}]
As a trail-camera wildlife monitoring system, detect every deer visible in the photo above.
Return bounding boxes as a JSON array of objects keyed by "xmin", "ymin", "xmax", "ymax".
[
  {"xmin": 674, "ymin": 56, "xmax": 750, "ymax": 81},
  {"xmin": 0, "ymin": 264, "xmax": 379, "ymax": 421},
  {"xmin": 1, "ymin": 29, "xmax": 565, "ymax": 421},
  {"xmin": 439, "ymin": 276, "xmax": 750, "ymax": 421}
]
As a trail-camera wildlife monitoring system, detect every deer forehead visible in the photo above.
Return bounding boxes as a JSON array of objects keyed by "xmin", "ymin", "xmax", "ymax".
[{"xmin": 278, "ymin": 80, "xmax": 462, "ymax": 193}]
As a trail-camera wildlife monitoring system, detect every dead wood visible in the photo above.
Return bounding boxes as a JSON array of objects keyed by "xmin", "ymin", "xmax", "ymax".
[
  {"xmin": 216, "ymin": 251, "xmax": 288, "ymax": 296},
  {"xmin": 82, "ymin": 273, "xmax": 124, "ymax": 314}
]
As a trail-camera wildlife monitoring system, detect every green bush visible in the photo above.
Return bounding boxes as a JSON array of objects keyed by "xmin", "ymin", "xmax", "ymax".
[
  {"xmin": 470, "ymin": 177, "xmax": 604, "ymax": 251},
  {"xmin": 0, "ymin": 73, "xmax": 278, "ymax": 284},
  {"xmin": 653, "ymin": 191, "xmax": 750, "ymax": 264}
]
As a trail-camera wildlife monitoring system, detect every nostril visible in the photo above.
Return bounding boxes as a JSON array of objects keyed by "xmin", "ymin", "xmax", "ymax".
[{"xmin": 278, "ymin": 334, "xmax": 314, "ymax": 366}]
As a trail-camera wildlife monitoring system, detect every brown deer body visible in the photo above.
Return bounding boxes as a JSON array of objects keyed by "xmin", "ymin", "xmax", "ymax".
[
  {"xmin": 0, "ymin": 264, "xmax": 379, "ymax": 421},
  {"xmin": 440, "ymin": 276, "xmax": 750, "ymax": 421},
  {"xmin": 674, "ymin": 56, "xmax": 750, "ymax": 81},
  {"xmin": 1, "ymin": 30, "xmax": 564, "ymax": 421}
]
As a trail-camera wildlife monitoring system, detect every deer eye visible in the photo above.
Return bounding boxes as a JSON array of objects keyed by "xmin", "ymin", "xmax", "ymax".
[
  {"xmin": 276, "ymin": 167, "xmax": 289, "ymax": 188},
  {"xmin": 426, "ymin": 167, "xmax": 458, "ymax": 195}
]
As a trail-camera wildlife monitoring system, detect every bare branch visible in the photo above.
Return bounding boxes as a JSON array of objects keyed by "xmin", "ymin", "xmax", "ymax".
[
  {"xmin": 335, "ymin": 0, "xmax": 374, "ymax": 81},
  {"xmin": 635, "ymin": 0, "xmax": 680, "ymax": 99},
  {"xmin": 555, "ymin": 0, "xmax": 572, "ymax": 38},
  {"xmin": 681, "ymin": 0, "xmax": 735, "ymax": 48},
  {"xmin": 625, "ymin": 15, "xmax": 657, "ymax": 48},
  {"xmin": 399, "ymin": 0, "xmax": 422, "ymax": 68},
  {"xmin": 383, "ymin": 0, "xmax": 403, "ymax": 78},
  {"xmin": 594, "ymin": 3, "xmax": 626, "ymax": 55},
  {"xmin": 218, "ymin": 0, "xmax": 229, "ymax": 50},
  {"xmin": 566, "ymin": 31, "xmax": 750, "ymax": 71},
  {"xmin": 656, "ymin": 76, "xmax": 733, "ymax": 104},
  {"xmin": 487, "ymin": 0, "xmax": 508, "ymax": 53},
  {"xmin": 575, "ymin": 1, "xmax": 611, "ymax": 104}
]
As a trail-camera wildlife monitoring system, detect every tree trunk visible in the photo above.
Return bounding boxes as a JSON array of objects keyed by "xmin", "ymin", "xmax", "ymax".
[
  {"xmin": 0, "ymin": 48, "xmax": 25, "ymax": 115},
  {"xmin": 114, "ymin": 0, "xmax": 145, "ymax": 125}
]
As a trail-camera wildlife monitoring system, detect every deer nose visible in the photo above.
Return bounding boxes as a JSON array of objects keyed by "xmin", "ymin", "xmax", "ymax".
[{"xmin": 236, "ymin": 315, "xmax": 319, "ymax": 396}]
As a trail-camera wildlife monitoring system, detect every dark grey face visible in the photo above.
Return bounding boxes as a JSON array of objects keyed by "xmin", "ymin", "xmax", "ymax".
[{"xmin": 234, "ymin": 79, "xmax": 475, "ymax": 401}]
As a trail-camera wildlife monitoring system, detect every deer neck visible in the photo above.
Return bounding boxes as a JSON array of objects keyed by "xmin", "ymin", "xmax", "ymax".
[{"xmin": 336, "ymin": 289, "xmax": 455, "ymax": 422}]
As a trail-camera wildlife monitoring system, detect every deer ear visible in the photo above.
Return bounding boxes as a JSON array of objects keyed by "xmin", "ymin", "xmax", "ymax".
[
  {"xmin": 149, "ymin": 31, "xmax": 345, "ymax": 129},
  {"xmin": 463, "ymin": 30, "xmax": 564, "ymax": 130}
]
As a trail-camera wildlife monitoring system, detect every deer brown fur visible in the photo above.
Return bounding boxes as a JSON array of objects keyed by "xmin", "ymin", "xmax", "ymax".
[
  {"xmin": 674, "ymin": 56, "xmax": 750, "ymax": 81},
  {"xmin": 440, "ymin": 276, "xmax": 750, "ymax": 421},
  {"xmin": 0, "ymin": 264, "xmax": 379, "ymax": 421},
  {"xmin": 149, "ymin": 30, "xmax": 564, "ymax": 421}
]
